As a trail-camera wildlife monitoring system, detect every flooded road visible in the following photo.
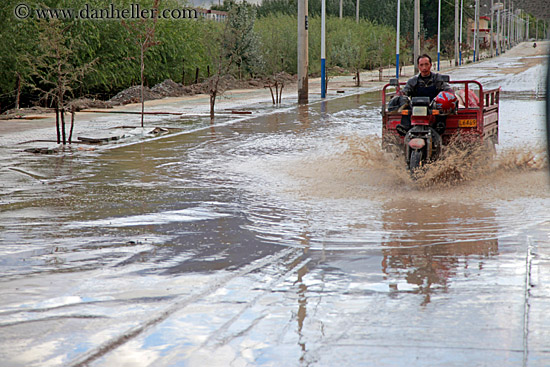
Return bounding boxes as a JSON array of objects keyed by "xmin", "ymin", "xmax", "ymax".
[{"xmin": 1, "ymin": 43, "xmax": 550, "ymax": 366}]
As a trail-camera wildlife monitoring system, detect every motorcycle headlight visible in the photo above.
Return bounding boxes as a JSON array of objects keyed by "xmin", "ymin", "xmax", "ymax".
[{"xmin": 412, "ymin": 106, "xmax": 428, "ymax": 116}]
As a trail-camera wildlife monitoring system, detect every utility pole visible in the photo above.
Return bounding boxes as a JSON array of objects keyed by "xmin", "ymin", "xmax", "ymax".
[
  {"xmin": 508, "ymin": 1, "xmax": 514, "ymax": 49},
  {"xmin": 356, "ymin": 0, "xmax": 359, "ymax": 23},
  {"xmin": 505, "ymin": 1, "xmax": 508, "ymax": 49},
  {"xmin": 413, "ymin": 0, "xmax": 420, "ymax": 74},
  {"xmin": 512, "ymin": 10, "xmax": 515, "ymax": 44},
  {"xmin": 490, "ymin": 0, "xmax": 494, "ymax": 57},
  {"xmin": 507, "ymin": 1, "xmax": 513, "ymax": 50},
  {"xmin": 520, "ymin": 11, "xmax": 523, "ymax": 41},
  {"xmin": 524, "ymin": 14, "xmax": 529, "ymax": 41},
  {"xmin": 505, "ymin": 5, "xmax": 508, "ymax": 50},
  {"xmin": 520, "ymin": 13, "xmax": 523, "ymax": 41},
  {"xmin": 520, "ymin": 13, "xmax": 522, "ymax": 41},
  {"xmin": 455, "ymin": 0, "xmax": 459, "ymax": 66},
  {"xmin": 298, "ymin": 0, "xmax": 308, "ymax": 104},
  {"xmin": 474, "ymin": 0, "xmax": 479, "ymax": 61},
  {"xmin": 496, "ymin": 3, "xmax": 502, "ymax": 56},
  {"xmin": 507, "ymin": 0, "xmax": 511, "ymax": 50},
  {"xmin": 513, "ymin": 5, "xmax": 516, "ymax": 45},
  {"xmin": 516, "ymin": 11, "xmax": 519, "ymax": 42},
  {"xmin": 339, "ymin": 0, "xmax": 342, "ymax": 19},
  {"xmin": 521, "ymin": 11, "xmax": 523, "ymax": 41}
]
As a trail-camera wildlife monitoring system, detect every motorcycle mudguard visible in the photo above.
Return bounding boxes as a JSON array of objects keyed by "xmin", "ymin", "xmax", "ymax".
[{"xmin": 404, "ymin": 126, "xmax": 442, "ymax": 166}]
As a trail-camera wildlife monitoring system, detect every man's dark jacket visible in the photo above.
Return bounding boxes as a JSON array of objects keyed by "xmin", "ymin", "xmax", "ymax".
[{"xmin": 401, "ymin": 72, "xmax": 452, "ymax": 100}]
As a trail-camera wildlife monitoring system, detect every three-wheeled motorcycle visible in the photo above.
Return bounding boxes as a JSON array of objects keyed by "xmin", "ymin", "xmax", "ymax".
[{"xmin": 382, "ymin": 77, "xmax": 500, "ymax": 175}]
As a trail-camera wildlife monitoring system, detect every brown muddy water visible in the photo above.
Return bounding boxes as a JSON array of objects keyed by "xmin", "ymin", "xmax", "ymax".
[{"xmin": 0, "ymin": 86, "xmax": 549, "ymax": 366}]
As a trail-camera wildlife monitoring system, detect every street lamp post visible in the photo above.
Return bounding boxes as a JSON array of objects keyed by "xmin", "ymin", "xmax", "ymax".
[
  {"xmin": 396, "ymin": 0, "xmax": 400, "ymax": 79},
  {"xmin": 297, "ymin": 0, "xmax": 308, "ymax": 104},
  {"xmin": 413, "ymin": 0, "xmax": 420, "ymax": 74},
  {"xmin": 455, "ymin": 0, "xmax": 459, "ymax": 66},
  {"xmin": 321, "ymin": 0, "xmax": 326, "ymax": 98},
  {"xmin": 459, "ymin": 0, "xmax": 463, "ymax": 65},
  {"xmin": 437, "ymin": 0, "xmax": 441, "ymax": 70},
  {"xmin": 490, "ymin": 0, "xmax": 494, "ymax": 57},
  {"xmin": 474, "ymin": 0, "xmax": 479, "ymax": 61}
]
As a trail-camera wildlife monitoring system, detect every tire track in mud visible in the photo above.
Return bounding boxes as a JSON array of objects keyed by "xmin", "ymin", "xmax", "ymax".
[
  {"xmin": 201, "ymin": 258, "xmax": 312, "ymax": 349},
  {"xmin": 66, "ymin": 247, "xmax": 305, "ymax": 367},
  {"xmin": 152, "ymin": 257, "xmax": 315, "ymax": 365}
]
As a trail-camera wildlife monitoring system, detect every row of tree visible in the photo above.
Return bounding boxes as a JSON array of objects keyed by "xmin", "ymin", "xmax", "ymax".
[
  {"xmin": 3, "ymin": 0, "xmax": 539, "ymax": 116},
  {"xmin": 247, "ymin": 0, "xmax": 474, "ymax": 49},
  {"xmin": 0, "ymin": 0, "xmax": 398, "ymax": 115}
]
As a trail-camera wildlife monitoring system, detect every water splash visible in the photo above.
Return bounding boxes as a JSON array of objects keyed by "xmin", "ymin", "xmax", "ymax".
[{"xmin": 343, "ymin": 134, "xmax": 548, "ymax": 190}]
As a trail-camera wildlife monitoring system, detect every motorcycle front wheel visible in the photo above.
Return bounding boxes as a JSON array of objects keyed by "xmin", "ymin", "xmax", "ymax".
[{"xmin": 409, "ymin": 149, "xmax": 423, "ymax": 174}]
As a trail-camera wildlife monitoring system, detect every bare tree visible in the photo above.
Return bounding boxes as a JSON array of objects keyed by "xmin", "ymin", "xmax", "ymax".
[
  {"xmin": 23, "ymin": 19, "xmax": 96, "ymax": 144},
  {"xmin": 206, "ymin": 54, "xmax": 233, "ymax": 120},
  {"xmin": 266, "ymin": 72, "xmax": 287, "ymax": 104},
  {"xmin": 122, "ymin": 0, "xmax": 160, "ymax": 128}
]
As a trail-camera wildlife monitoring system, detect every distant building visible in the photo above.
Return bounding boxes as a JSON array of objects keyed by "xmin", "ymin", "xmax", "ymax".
[
  {"xmin": 195, "ymin": 8, "xmax": 227, "ymax": 21},
  {"xmin": 468, "ymin": 16, "xmax": 491, "ymax": 49}
]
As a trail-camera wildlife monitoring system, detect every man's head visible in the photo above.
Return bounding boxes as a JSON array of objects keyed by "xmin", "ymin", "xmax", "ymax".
[{"xmin": 417, "ymin": 54, "xmax": 432, "ymax": 77}]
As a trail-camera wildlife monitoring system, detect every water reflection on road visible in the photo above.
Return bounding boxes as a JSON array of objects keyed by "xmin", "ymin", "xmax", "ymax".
[
  {"xmin": 381, "ymin": 201, "xmax": 499, "ymax": 306},
  {"xmin": 1, "ymin": 83, "xmax": 549, "ymax": 366}
]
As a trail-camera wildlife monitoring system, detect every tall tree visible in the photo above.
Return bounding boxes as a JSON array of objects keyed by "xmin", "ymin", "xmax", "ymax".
[
  {"xmin": 207, "ymin": 1, "xmax": 264, "ymax": 118},
  {"xmin": 122, "ymin": 0, "xmax": 160, "ymax": 127},
  {"xmin": 224, "ymin": 1, "xmax": 264, "ymax": 79}
]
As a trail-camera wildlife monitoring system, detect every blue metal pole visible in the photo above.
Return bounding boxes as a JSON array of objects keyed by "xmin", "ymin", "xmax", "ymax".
[
  {"xmin": 437, "ymin": 0, "xmax": 441, "ymax": 71},
  {"xmin": 321, "ymin": 0, "xmax": 326, "ymax": 98},
  {"xmin": 396, "ymin": 54, "xmax": 400, "ymax": 79},
  {"xmin": 459, "ymin": 0, "xmax": 463, "ymax": 65},
  {"xmin": 396, "ymin": 0, "xmax": 400, "ymax": 79},
  {"xmin": 474, "ymin": 0, "xmax": 479, "ymax": 61},
  {"xmin": 321, "ymin": 59, "xmax": 326, "ymax": 98}
]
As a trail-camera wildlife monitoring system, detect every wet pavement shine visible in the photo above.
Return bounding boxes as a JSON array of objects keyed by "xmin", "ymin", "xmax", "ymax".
[{"xmin": 1, "ymin": 43, "xmax": 549, "ymax": 366}]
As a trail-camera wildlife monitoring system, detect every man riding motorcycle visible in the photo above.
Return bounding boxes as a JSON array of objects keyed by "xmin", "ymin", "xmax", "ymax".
[{"xmin": 395, "ymin": 54, "xmax": 455, "ymax": 136}]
